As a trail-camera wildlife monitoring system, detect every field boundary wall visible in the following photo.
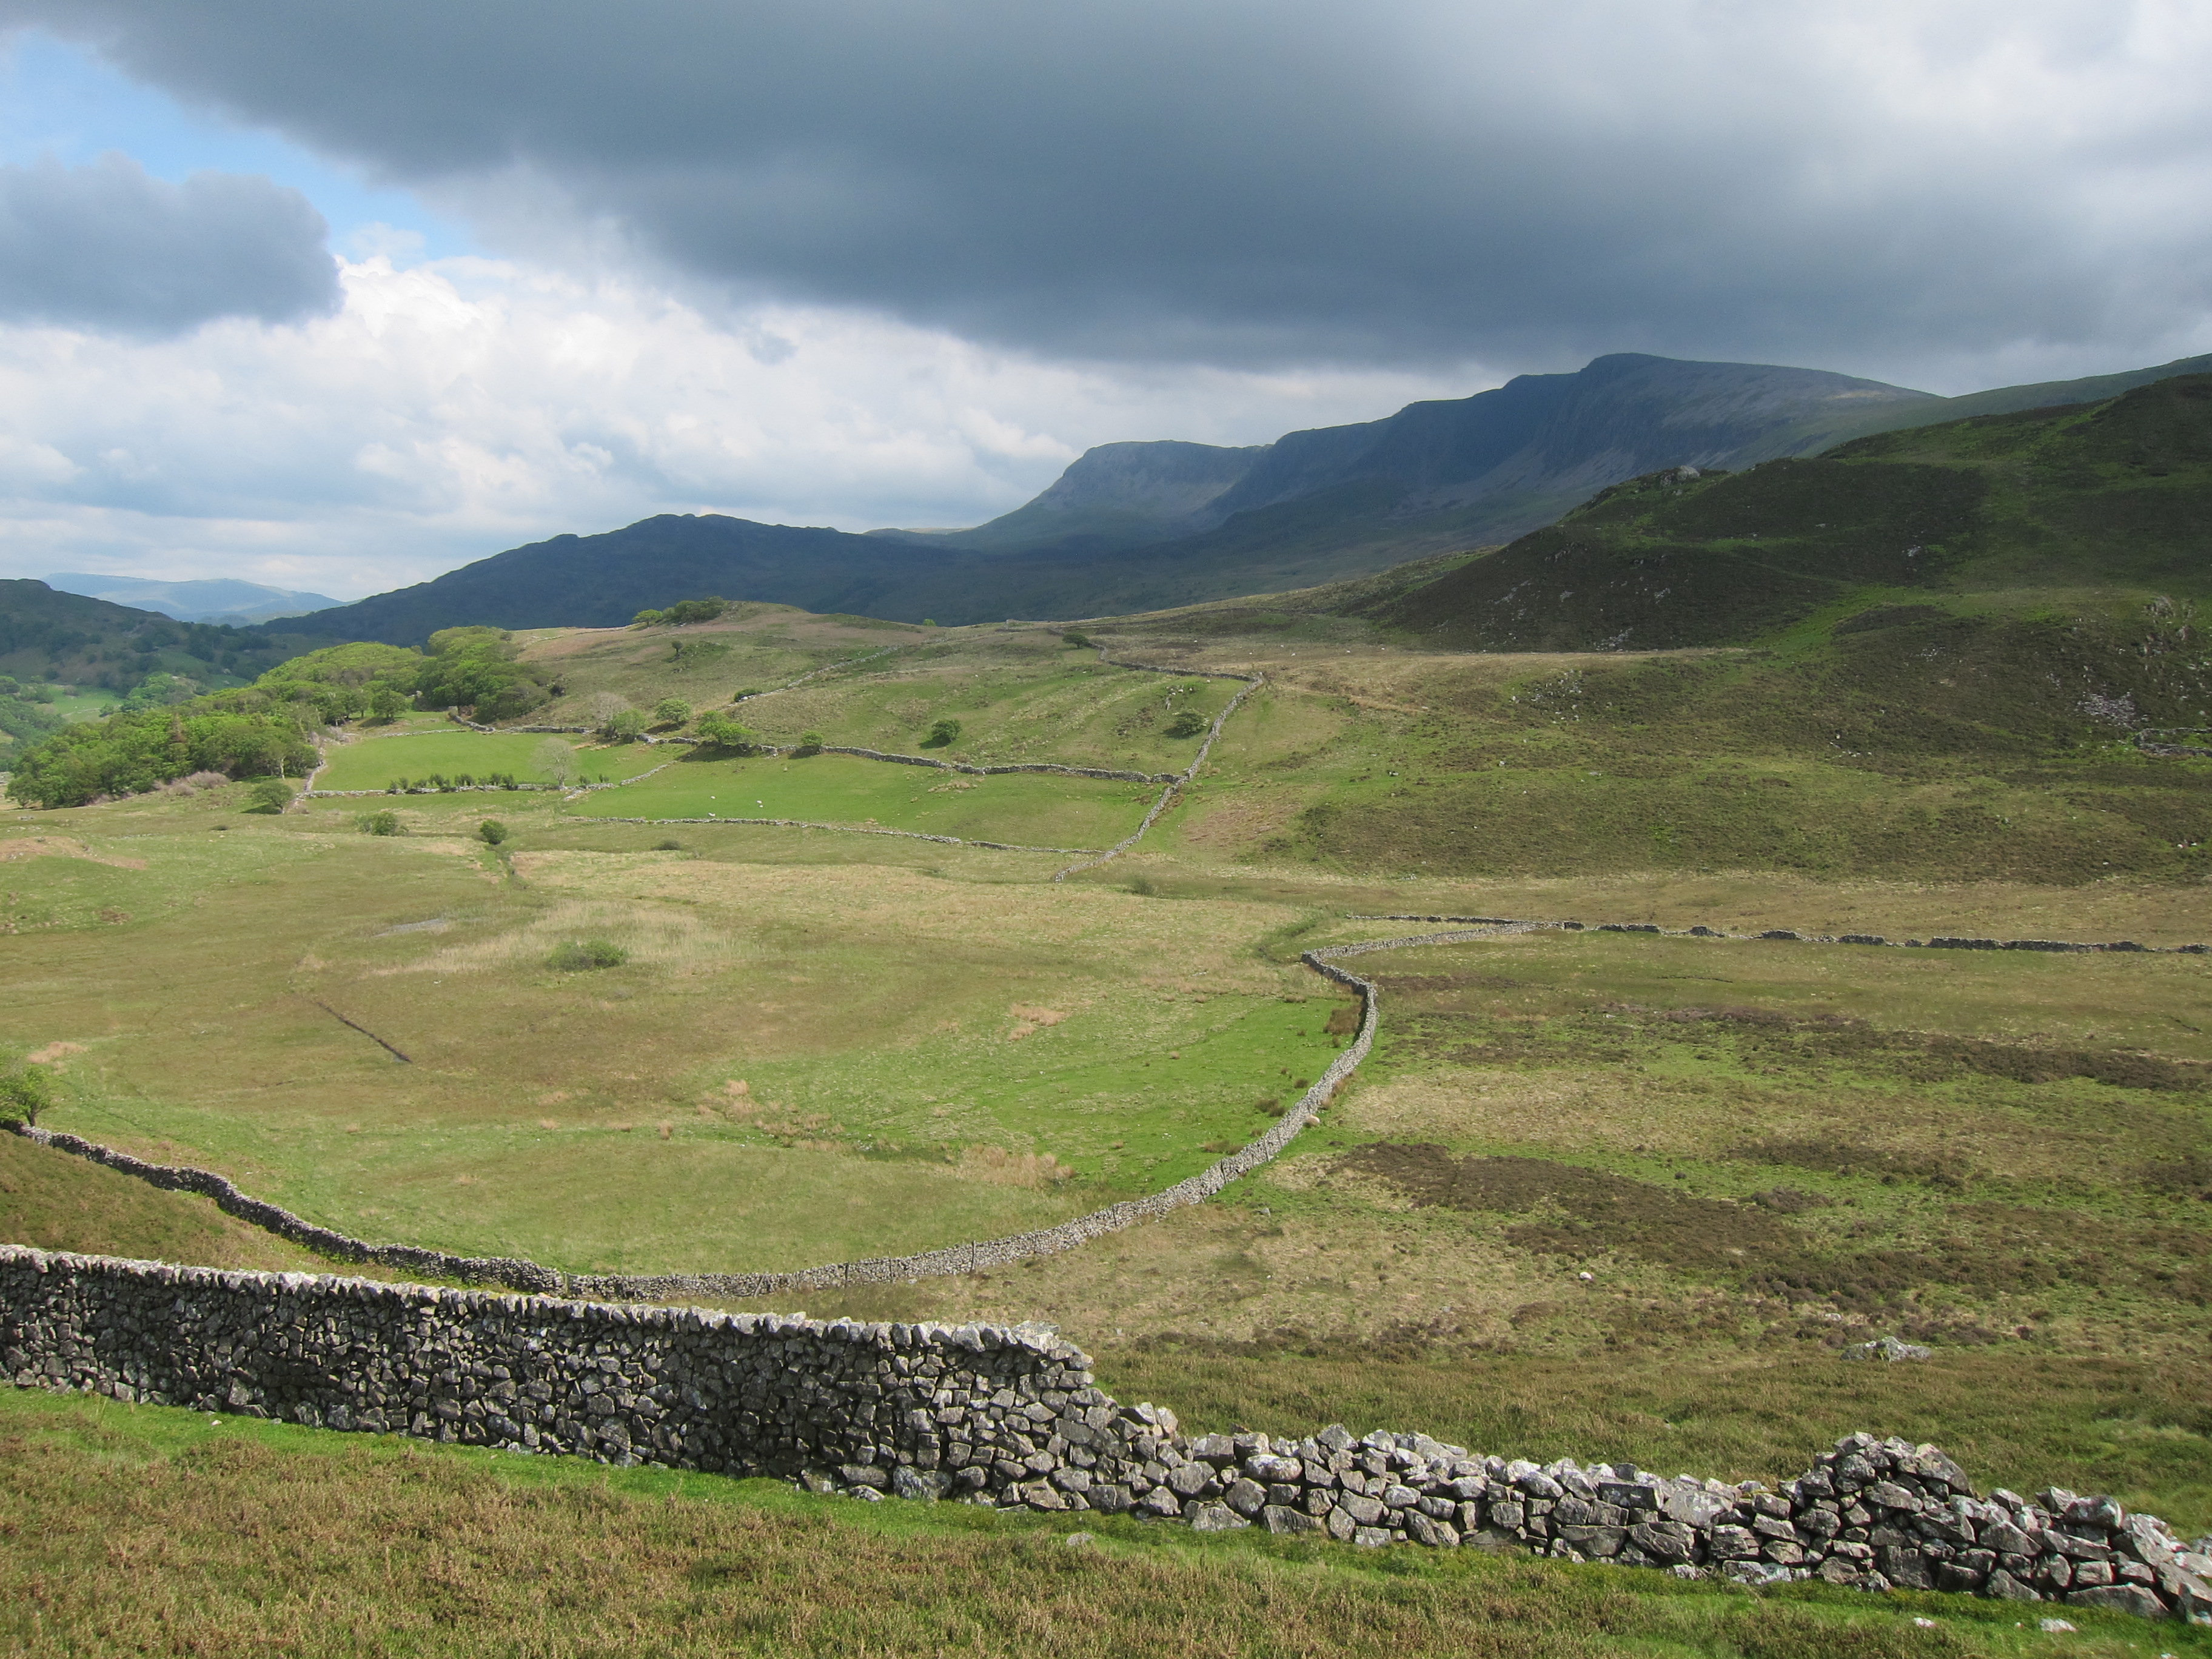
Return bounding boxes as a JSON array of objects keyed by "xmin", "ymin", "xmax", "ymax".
[{"xmin": 4, "ymin": 1243, "xmax": 2207, "ymax": 1618}]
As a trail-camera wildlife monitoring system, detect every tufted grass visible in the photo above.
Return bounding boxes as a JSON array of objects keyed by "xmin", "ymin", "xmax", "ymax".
[{"xmin": 2, "ymin": 1386, "xmax": 2198, "ymax": 1658}]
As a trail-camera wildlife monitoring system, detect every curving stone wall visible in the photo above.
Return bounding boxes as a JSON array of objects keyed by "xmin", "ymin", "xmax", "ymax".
[
  {"xmin": 4, "ymin": 1244, "xmax": 2207, "ymax": 1620},
  {"xmin": 8, "ymin": 939, "xmax": 1380, "ymax": 1304}
]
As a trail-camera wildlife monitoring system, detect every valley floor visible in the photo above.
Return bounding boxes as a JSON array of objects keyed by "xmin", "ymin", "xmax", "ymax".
[{"xmin": 4, "ymin": 607, "xmax": 2208, "ymax": 1645}]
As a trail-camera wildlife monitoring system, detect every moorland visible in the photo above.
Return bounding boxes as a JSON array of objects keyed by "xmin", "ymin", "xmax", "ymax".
[{"xmin": 1, "ymin": 376, "xmax": 2209, "ymax": 1656}]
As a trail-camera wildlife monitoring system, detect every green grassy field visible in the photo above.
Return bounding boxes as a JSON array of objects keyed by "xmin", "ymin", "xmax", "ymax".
[
  {"xmin": 313, "ymin": 729, "xmax": 664, "ymax": 791},
  {"xmin": 4, "ymin": 597, "xmax": 2211, "ymax": 1641},
  {"xmin": 567, "ymin": 749, "xmax": 1156, "ymax": 845},
  {"xmin": 5, "ymin": 1387, "xmax": 2201, "ymax": 1659}
]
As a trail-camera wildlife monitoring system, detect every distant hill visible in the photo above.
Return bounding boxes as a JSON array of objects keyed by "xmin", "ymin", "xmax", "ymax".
[
  {"xmin": 0, "ymin": 580, "xmax": 304, "ymax": 697},
  {"xmin": 44, "ymin": 573, "xmax": 343, "ymax": 625},
  {"xmin": 275, "ymin": 350, "xmax": 2212, "ymax": 643},
  {"xmin": 1359, "ymin": 372, "xmax": 2212, "ymax": 651}
]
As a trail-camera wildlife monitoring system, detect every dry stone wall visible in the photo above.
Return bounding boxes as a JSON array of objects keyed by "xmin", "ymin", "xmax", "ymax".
[
  {"xmin": 4, "ymin": 1244, "xmax": 2207, "ymax": 1621},
  {"xmin": 8, "ymin": 940, "xmax": 1379, "ymax": 1304}
]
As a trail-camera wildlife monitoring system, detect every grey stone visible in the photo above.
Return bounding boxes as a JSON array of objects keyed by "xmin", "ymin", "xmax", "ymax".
[
  {"xmin": 1224, "ymin": 1478, "xmax": 1266, "ymax": 1517},
  {"xmin": 1338, "ymin": 1493, "xmax": 1386, "ymax": 1527},
  {"xmin": 1353, "ymin": 1526, "xmax": 1395, "ymax": 1549},
  {"xmin": 1985, "ymin": 1569, "xmax": 2040, "ymax": 1602},
  {"xmin": 2066, "ymin": 1584, "xmax": 2168, "ymax": 1620},
  {"xmin": 1406, "ymin": 1512, "xmax": 1459, "ymax": 1547},
  {"xmin": 893, "ymin": 1466, "xmax": 953, "ymax": 1501},
  {"xmin": 1187, "ymin": 1502, "xmax": 1249, "ymax": 1534},
  {"xmin": 1263, "ymin": 1505, "xmax": 1324, "ymax": 1535}
]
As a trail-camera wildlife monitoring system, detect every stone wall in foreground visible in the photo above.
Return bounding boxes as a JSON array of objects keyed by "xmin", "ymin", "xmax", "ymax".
[{"xmin": 4, "ymin": 1244, "xmax": 2208, "ymax": 1623}]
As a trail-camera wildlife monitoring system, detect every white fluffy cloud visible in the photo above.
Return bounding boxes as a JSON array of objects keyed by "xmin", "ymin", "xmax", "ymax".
[{"xmin": 0, "ymin": 254, "xmax": 1482, "ymax": 593}]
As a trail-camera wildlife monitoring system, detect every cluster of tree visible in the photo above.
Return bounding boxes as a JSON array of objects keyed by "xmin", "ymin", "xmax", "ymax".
[
  {"xmin": 413, "ymin": 628, "xmax": 552, "ymax": 722},
  {"xmin": 5, "ymin": 624, "xmax": 566, "ymax": 808},
  {"xmin": 0, "ymin": 674, "xmax": 64, "ymax": 747},
  {"xmin": 4, "ymin": 699, "xmax": 318, "ymax": 808},
  {"xmin": 106, "ymin": 672, "xmax": 204, "ymax": 714},
  {"xmin": 691, "ymin": 710, "xmax": 763, "ymax": 752},
  {"xmin": 629, "ymin": 597, "xmax": 730, "ymax": 628},
  {"xmin": 255, "ymin": 631, "xmax": 551, "ymax": 726}
]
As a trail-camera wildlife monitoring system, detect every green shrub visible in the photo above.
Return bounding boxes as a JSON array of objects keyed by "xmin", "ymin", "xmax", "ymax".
[
  {"xmin": 548, "ymin": 939, "xmax": 627, "ymax": 971},
  {"xmin": 692, "ymin": 711, "xmax": 760, "ymax": 753},
  {"xmin": 922, "ymin": 718, "xmax": 961, "ymax": 748},
  {"xmin": 0, "ymin": 1063, "xmax": 54, "ymax": 1127},
  {"xmin": 244, "ymin": 777, "xmax": 294, "ymax": 813},
  {"xmin": 357, "ymin": 809, "xmax": 401, "ymax": 837},
  {"xmin": 630, "ymin": 609, "xmax": 664, "ymax": 628},
  {"xmin": 477, "ymin": 820, "xmax": 509, "ymax": 846},
  {"xmin": 795, "ymin": 729, "xmax": 825, "ymax": 756},
  {"xmin": 652, "ymin": 697, "xmax": 692, "ymax": 727},
  {"xmin": 653, "ymin": 839, "xmax": 682, "ymax": 851},
  {"xmin": 1062, "ymin": 631, "xmax": 1092, "ymax": 648},
  {"xmin": 1165, "ymin": 710, "xmax": 1208, "ymax": 739}
]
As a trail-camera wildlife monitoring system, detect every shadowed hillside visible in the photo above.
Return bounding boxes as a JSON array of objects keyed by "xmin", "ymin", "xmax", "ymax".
[{"xmin": 1366, "ymin": 373, "xmax": 2212, "ymax": 652}]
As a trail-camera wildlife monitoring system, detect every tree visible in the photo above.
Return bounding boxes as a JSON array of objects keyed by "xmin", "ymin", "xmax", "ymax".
[
  {"xmin": 923, "ymin": 717, "xmax": 961, "ymax": 748},
  {"xmin": 606, "ymin": 708, "xmax": 648, "ymax": 742},
  {"xmin": 630, "ymin": 609, "xmax": 664, "ymax": 628},
  {"xmin": 366, "ymin": 683, "xmax": 409, "ymax": 723},
  {"xmin": 1062, "ymin": 631, "xmax": 1092, "ymax": 648},
  {"xmin": 692, "ymin": 711, "xmax": 759, "ymax": 753},
  {"xmin": 246, "ymin": 777, "xmax": 294, "ymax": 813},
  {"xmin": 1165, "ymin": 710, "xmax": 1208, "ymax": 738},
  {"xmin": 652, "ymin": 697, "xmax": 692, "ymax": 728},
  {"xmin": 533, "ymin": 737, "xmax": 580, "ymax": 787},
  {"xmin": 585, "ymin": 691, "xmax": 634, "ymax": 737},
  {"xmin": 796, "ymin": 729, "xmax": 825, "ymax": 756},
  {"xmin": 0, "ymin": 1063, "xmax": 53, "ymax": 1127},
  {"xmin": 478, "ymin": 820, "xmax": 509, "ymax": 846}
]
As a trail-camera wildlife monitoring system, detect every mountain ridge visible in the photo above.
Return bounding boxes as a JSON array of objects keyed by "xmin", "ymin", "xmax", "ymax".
[{"xmin": 272, "ymin": 350, "xmax": 2212, "ymax": 645}]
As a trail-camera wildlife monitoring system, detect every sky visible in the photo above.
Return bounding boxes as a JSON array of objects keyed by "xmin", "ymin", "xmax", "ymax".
[{"xmin": 0, "ymin": 2, "xmax": 2208, "ymax": 600}]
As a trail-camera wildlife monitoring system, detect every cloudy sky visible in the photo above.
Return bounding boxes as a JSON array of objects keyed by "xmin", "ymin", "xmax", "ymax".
[{"xmin": 0, "ymin": 1, "xmax": 2207, "ymax": 598}]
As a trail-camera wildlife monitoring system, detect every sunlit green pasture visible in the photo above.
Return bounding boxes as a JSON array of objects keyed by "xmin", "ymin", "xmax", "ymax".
[
  {"xmin": 566, "ymin": 751, "xmax": 1153, "ymax": 846},
  {"xmin": 314, "ymin": 729, "xmax": 662, "ymax": 791},
  {"xmin": 0, "ymin": 806, "xmax": 1350, "ymax": 1275}
]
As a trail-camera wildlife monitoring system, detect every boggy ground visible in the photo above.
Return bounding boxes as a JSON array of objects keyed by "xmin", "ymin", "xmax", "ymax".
[{"xmin": 3, "ymin": 608, "xmax": 2209, "ymax": 1580}]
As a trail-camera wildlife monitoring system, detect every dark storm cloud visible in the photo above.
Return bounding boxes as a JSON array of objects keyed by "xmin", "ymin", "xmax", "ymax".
[
  {"xmin": 7, "ymin": 1, "xmax": 2209, "ymax": 368},
  {"xmin": 0, "ymin": 151, "xmax": 340, "ymax": 334}
]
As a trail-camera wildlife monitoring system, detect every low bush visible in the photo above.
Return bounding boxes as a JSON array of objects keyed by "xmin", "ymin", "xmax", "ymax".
[
  {"xmin": 548, "ymin": 939, "xmax": 627, "ymax": 971},
  {"xmin": 244, "ymin": 778, "xmax": 293, "ymax": 814},
  {"xmin": 477, "ymin": 820, "xmax": 508, "ymax": 846},
  {"xmin": 356, "ymin": 810, "xmax": 401, "ymax": 837},
  {"xmin": 922, "ymin": 718, "xmax": 961, "ymax": 748},
  {"xmin": 1165, "ymin": 710, "xmax": 1208, "ymax": 738}
]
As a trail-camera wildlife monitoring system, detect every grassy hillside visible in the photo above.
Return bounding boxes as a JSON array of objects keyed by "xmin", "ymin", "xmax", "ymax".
[
  {"xmin": 4, "ymin": 597, "xmax": 2208, "ymax": 1640},
  {"xmin": 1368, "ymin": 374, "xmax": 2212, "ymax": 652}
]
